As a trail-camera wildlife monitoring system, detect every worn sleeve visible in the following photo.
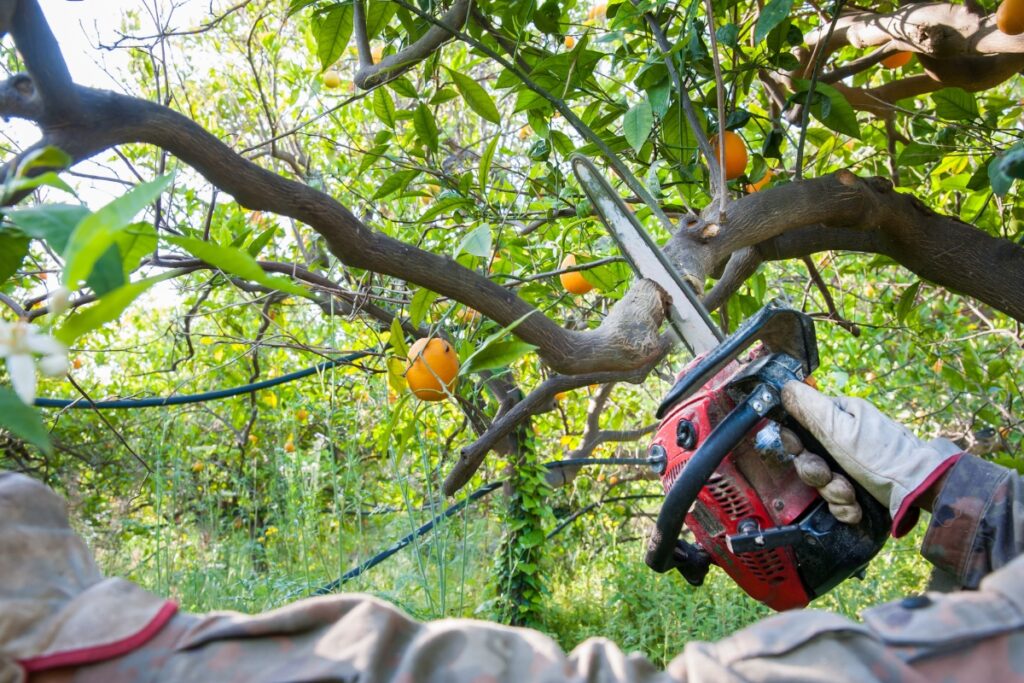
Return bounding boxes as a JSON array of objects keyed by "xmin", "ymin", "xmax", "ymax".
[{"xmin": 921, "ymin": 455, "xmax": 1022, "ymax": 589}]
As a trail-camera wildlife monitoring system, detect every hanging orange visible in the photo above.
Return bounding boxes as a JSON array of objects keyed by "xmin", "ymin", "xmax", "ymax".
[
  {"xmin": 709, "ymin": 131, "xmax": 748, "ymax": 180},
  {"xmin": 405, "ymin": 337, "xmax": 459, "ymax": 401},
  {"xmin": 559, "ymin": 254, "xmax": 594, "ymax": 295},
  {"xmin": 745, "ymin": 169, "xmax": 774, "ymax": 193},
  {"xmin": 881, "ymin": 51, "xmax": 913, "ymax": 68},
  {"xmin": 998, "ymin": 0, "xmax": 1024, "ymax": 35}
]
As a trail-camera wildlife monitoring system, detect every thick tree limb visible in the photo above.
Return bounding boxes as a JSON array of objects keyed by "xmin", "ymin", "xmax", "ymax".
[{"xmin": 669, "ymin": 171, "xmax": 1024, "ymax": 322}]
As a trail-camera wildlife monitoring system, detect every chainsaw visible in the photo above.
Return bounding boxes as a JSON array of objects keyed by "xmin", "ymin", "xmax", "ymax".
[{"xmin": 571, "ymin": 156, "xmax": 890, "ymax": 611}]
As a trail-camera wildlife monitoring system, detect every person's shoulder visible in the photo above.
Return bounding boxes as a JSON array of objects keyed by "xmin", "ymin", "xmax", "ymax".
[{"xmin": 0, "ymin": 471, "xmax": 70, "ymax": 524}]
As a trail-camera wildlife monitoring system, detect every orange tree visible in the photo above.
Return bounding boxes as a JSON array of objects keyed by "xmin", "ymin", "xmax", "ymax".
[{"xmin": 1, "ymin": 0, "xmax": 1022, "ymax": 627}]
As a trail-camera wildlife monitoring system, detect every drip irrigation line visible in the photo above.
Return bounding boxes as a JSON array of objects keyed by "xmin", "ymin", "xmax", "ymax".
[
  {"xmin": 34, "ymin": 350, "xmax": 374, "ymax": 409},
  {"xmin": 309, "ymin": 457, "xmax": 657, "ymax": 596}
]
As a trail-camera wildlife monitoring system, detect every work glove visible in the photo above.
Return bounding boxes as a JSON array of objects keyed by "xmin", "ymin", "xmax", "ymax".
[{"xmin": 781, "ymin": 380, "xmax": 963, "ymax": 536}]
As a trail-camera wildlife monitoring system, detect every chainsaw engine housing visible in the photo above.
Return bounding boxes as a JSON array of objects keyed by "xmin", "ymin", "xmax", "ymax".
[{"xmin": 645, "ymin": 304, "xmax": 890, "ymax": 611}]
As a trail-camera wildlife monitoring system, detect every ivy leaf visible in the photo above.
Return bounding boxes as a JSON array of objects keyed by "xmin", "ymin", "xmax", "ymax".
[
  {"xmin": 446, "ymin": 68, "xmax": 501, "ymax": 124},
  {"xmin": 312, "ymin": 3, "xmax": 353, "ymax": 71},
  {"xmin": 933, "ymin": 88, "xmax": 978, "ymax": 121},
  {"xmin": 0, "ymin": 387, "xmax": 51, "ymax": 454},
  {"xmin": 457, "ymin": 223, "xmax": 492, "ymax": 258},
  {"xmin": 413, "ymin": 103, "xmax": 439, "ymax": 153},
  {"xmin": 754, "ymin": 0, "xmax": 793, "ymax": 44},
  {"xmin": 623, "ymin": 100, "xmax": 653, "ymax": 153}
]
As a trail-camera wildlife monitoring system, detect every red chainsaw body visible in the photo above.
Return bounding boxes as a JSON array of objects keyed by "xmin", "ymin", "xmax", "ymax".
[{"xmin": 651, "ymin": 356, "xmax": 820, "ymax": 610}]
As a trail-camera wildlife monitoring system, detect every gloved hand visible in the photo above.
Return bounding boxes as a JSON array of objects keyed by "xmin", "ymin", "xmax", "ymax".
[{"xmin": 781, "ymin": 380, "xmax": 963, "ymax": 536}]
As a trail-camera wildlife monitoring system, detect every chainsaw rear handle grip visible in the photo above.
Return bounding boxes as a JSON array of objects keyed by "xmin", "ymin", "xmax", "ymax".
[{"xmin": 645, "ymin": 387, "xmax": 777, "ymax": 573}]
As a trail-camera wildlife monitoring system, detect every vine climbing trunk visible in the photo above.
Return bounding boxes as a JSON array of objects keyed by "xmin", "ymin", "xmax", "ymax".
[{"xmin": 490, "ymin": 421, "xmax": 552, "ymax": 627}]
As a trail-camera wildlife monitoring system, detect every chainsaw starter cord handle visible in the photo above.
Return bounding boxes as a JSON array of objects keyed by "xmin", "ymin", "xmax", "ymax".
[{"xmin": 645, "ymin": 385, "xmax": 777, "ymax": 573}]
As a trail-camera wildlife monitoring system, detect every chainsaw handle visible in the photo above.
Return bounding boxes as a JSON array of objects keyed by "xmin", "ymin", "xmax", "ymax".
[{"xmin": 645, "ymin": 385, "xmax": 778, "ymax": 573}]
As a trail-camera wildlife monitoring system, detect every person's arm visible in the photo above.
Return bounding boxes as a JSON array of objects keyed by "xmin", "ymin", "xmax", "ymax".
[
  {"xmin": 919, "ymin": 455, "xmax": 1021, "ymax": 588},
  {"xmin": 781, "ymin": 381, "xmax": 1022, "ymax": 587}
]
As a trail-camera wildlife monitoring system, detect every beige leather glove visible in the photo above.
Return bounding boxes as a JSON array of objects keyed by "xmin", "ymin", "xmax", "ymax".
[{"xmin": 781, "ymin": 381, "xmax": 963, "ymax": 536}]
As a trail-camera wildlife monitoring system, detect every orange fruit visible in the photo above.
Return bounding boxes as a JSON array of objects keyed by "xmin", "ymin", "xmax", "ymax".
[
  {"xmin": 588, "ymin": 2, "xmax": 607, "ymax": 21},
  {"xmin": 554, "ymin": 391, "xmax": 568, "ymax": 402},
  {"xmin": 322, "ymin": 70, "xmax": 342, "ymax": 88},
  {"xmin": 371, "ymin": 45, "xmax": 383, "ymax": 63},
  {"xmin": 71, "ymin": 357, "xmax": 83, "ymax": 370},
  {"xmin": 559, "ymin": 254, "xmax": 594, "ymax": 295},
  {"xmin": 880, "ymin": 51, "xmax": 913, "ymax": 69},
  {"xmin": 709, "ymin": 131, "xmax": 748, "ymax": 180},
  {"xmin": 296, "ymin": 408, "xmax": 309, "ymax": 422},
  {"xmin": 456, "ymin": 307, "xmax": 481, "ymax": 324},
  {"xmin": 284, "ymin": 438, "xmax": 296, "ymax": 453},
  {"xmin": 406, "ymin": 337, "xmax": 459, "ymax": 401},
  {"xmin": 745, "ymin": 168, "xmax": 773, "ymax": 193},
  {"xmin": 564, "ymin": 35, "xmax": 576, "ymax": 49},
  {"xmin": 998, "ymin": 0, "xmax": 1024, "ymax": 34}
]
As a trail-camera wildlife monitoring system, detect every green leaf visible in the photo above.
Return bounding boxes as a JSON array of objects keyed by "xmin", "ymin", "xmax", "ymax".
[
  {"xmin": 0, "ymin": 387, "xmax": 51, "ymax": 454},
  {"xmin": 14, "ymin": 146, "xmax": 72, "ymax": 178},
  {"xmin": 462, "ymin": 339, "xmax": 537, "ymax": 373},
  {"xmin": 895, "ymin": 280, "xmax": 921, "ymax": 323},
  {"xmin": 62, "ymin": 174, "xmax": 174, "ymax": 289},
  {"xmin": 0, "ymin": 230, "xmax": 29, "ymax": 284},
  {"xmin": 312, "ymin": 3, "xmax": 354, "ymax": 70},
  {"xmin": 6, "ymin": 171, "xmax": 75, "ymax": 198},
  {"xmin": 388, "ymin": 76, "xmax": 419, "ymax": 98},
  {"xmin": 165, "ymin": 236, "xmax": 310, "ymax": 299},
  {"xmin": 897, "ymin": 142, "xmax": 941, "ymax": 167},
  {"xmin": 56, "ymin": 271, "xmax": 175, "ymax": 345},
  {"xmin": 409, "ymin": 287, "xmax": 439, "ymax": 326},
  {"xmin": 754, "ymin": 0, "xmax": 794, "ymax": 44},
  {"xmin": 933, "ymin": 88, "xmax": 978, "ymax": 121},
  {"xmin": 549, "ymin": 130, "xmax": 575, "ymax": 157},
  {"xmin": 373, "ymin": 88, "xmax": 397, "ymax": 128},
  {"xmin": 458, "ymin": 309, "xmax": 536, "ymax": 374},
  {"xmin": 246, "ymin": 226, "xmax": 276, "ymax": 257},
  {"xmin": 479, "ymin": 134, "xmax": 500, "ymax": 193},
  {"xmin": 989, "ymin": 155, "xmax": 1014, "ymax": 196},
  {"xmin": 389, "ymin": 316, "xmax": 409, "ymax": 357},
  {"xmin": 457, "ymin": 224, "xmax": 492, "ymax": 258},
  {"xmin": 419, "ymin": 196, "xmax": 473, "ymax": 223},
  {"xmin": 364, "ymin": 0, "xmax": 396, "ymax": 38},
  {"xmin": 792, "ymin": 79, "xmax": 860, "ymax": 139},
  {"xmin": 373, "ymin": 168, "xmax": 420, "ymax": 199},
  {"xmin": 85, "ymin": 245, "xmax": 126, "ymax": 297},
  {"xmin": 623, "ymin": 100, "xmax": 653, "ymax": 153},
  {"xmin": 446, "ymin": 68, "xmax": 501, "ymax": 124},
  {"xmin": 413, "ymin": 103, "xmax": 439, "ymax": 153},
  {"xmin": 7, "ymin": 204, "xmax": 90, "ymax": 253}
]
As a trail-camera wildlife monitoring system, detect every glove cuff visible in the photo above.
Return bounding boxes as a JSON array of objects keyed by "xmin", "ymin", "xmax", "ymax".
[{"xmin": 891, "ymin": 451, "xmax": 963, "ymax": 538}]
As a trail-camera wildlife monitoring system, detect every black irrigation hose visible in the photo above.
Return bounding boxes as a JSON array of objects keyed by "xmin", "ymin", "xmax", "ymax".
[
  {"xmin": 309, "ymin": 457, "xmax": 657, "ymax": 596},
  {"xmin": 33, "ymin": 350, "xmax": 374, "ymax": 409}
]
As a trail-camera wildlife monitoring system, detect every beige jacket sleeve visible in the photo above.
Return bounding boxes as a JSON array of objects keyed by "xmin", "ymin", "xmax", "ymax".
[{"xmin": 0, "ymin": 473, "xmax": 175, "ymax": 683}]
